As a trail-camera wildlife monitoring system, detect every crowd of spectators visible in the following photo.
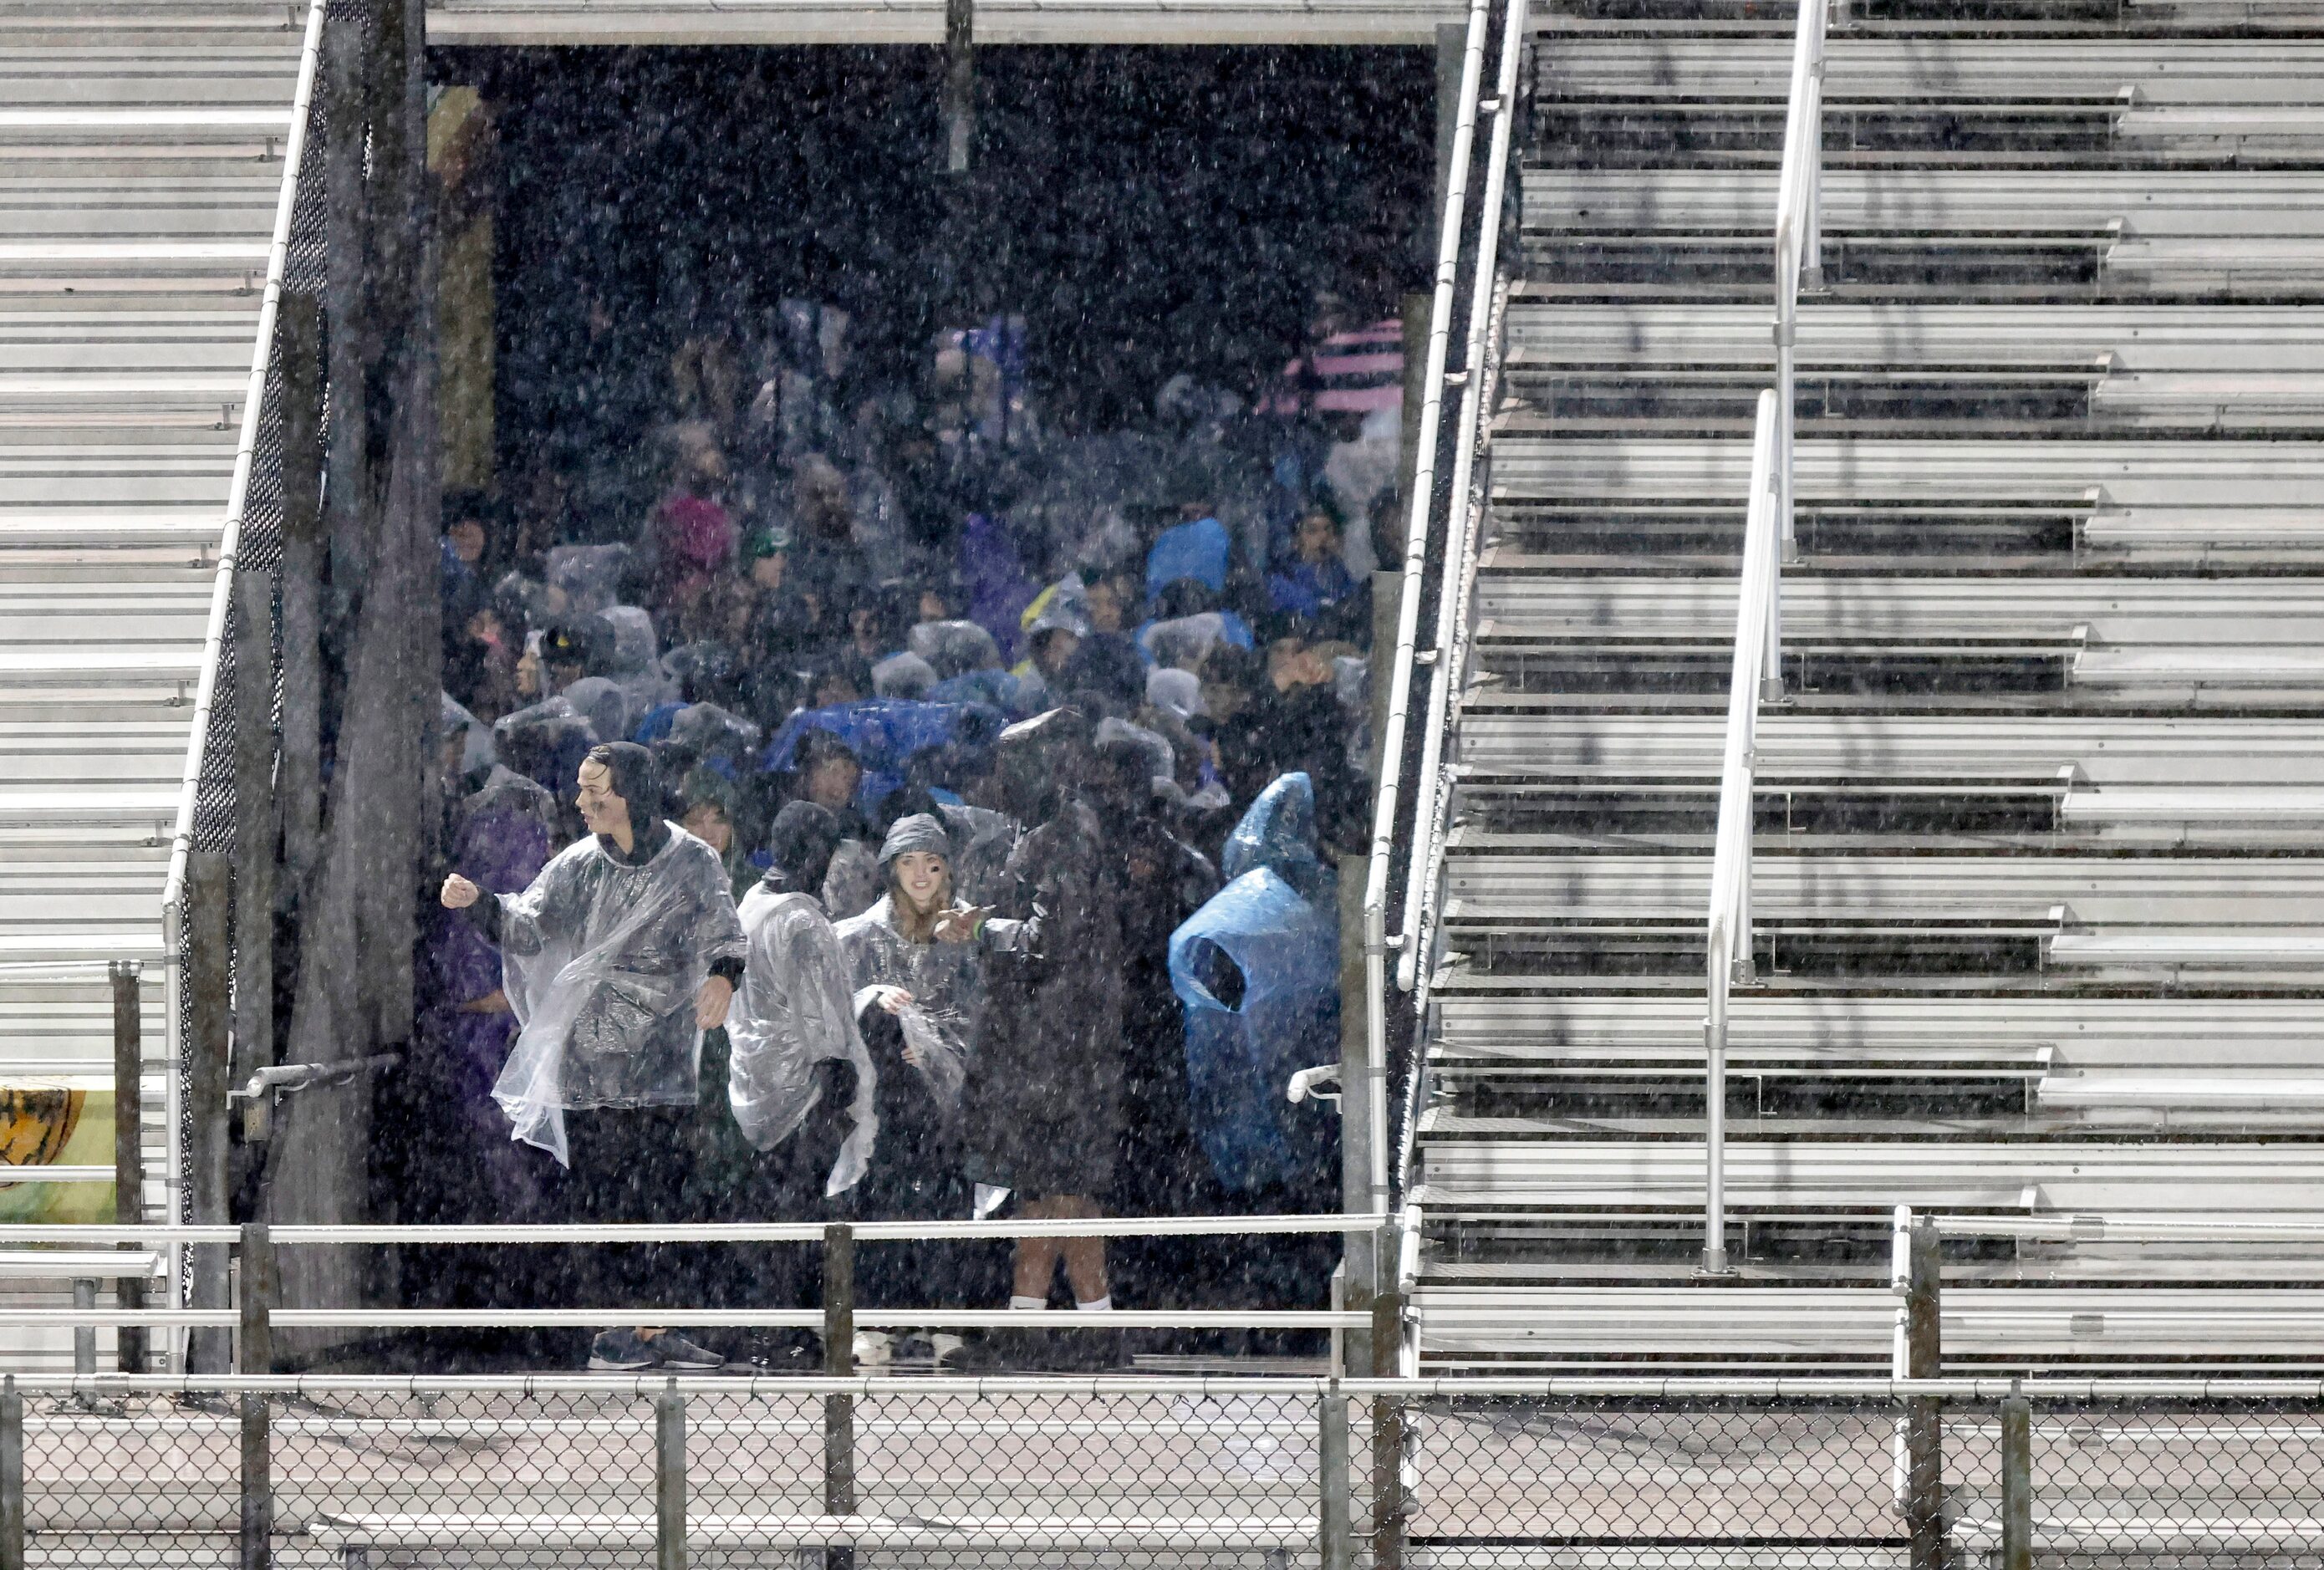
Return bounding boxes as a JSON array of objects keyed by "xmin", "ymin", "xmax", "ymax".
[{"xmin": 415, "ymin": 288, "xmax": 1404, "ymax": 1371}]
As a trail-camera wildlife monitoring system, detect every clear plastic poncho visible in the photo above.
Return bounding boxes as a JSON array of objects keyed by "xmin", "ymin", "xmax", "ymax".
[
  {"xmin": 726, "ymin": 885, "xmax": 879, "ymax": 1196},
  {"xmin": 835, "ymin": 893, "xmax": 979, "ymax": 1114},
  {"xmin": 491, "ymin": 824, "xmax": 747, "ymax": 1165}
]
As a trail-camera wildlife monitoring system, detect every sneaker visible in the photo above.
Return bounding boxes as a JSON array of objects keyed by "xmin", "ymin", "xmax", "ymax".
[
  {"xmin": 851, "ymin": 1330, "xmax": 894, "ymax": 1368},
  {"xmin": 747, "ymin": 1330, "xmax": 823, "ymax": 1373},
  {"xmin": 588, "ymin": 1328, "xmax": 660, "ymax": 1371},
  {"xmin": 891, "ymin": 1332, "xmax": 937, "ymax": 1364},
  {"xmin": 928, "ymin": 1333, "xmax": 967, "ymax": 1369},
  {"xmin": 649, "ymin": 1331, "xmax": 725, "ymax": 1371}
]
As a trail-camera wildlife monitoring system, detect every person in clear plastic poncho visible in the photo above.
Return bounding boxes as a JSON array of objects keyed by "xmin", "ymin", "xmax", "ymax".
[
  {"xmin": 726, "ymin": 801, "xmax": 879, "ymax": 1199},
  {"xmin": 439, "ymin": 741, "xmax": 746, "ymax": 1373},
  {"xmin": 833, "ymin": 812, "xmax": 981, "ymax": 1365}
]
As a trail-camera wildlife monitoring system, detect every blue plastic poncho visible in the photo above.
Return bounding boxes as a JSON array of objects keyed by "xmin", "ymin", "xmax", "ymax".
[
  {"xmin": 758, "ymin": 699, "xmax": 1005, "ymax": 813},
  {"xmin": 1168, "ymin": 773, "xmax": 1339, "ymax": 1191}
]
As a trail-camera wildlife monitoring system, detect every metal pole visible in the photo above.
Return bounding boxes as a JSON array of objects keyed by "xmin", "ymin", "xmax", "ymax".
[
  {"xmin": 70, "ymin": 1281, "xmax": 95, "ymax": 1377},
  {"xmin": 276, "ymin": 294, "xmax": 324, "ymax": 905},
  {"xmin": 1904, "ymin": 1217, "xmax": 1944, "ymax": 1570},
  {"xmin": 0, "ymin": 1378, "xmax": 20, "ymax": 1570},
  {"xmin": 655, "ymin": 1380, "xmax": 686, "ymax": 1570},
  {"xmin": 187, "ymin": 852, "xmax": 233, "ymax": 1376},
  {"xmin": 1369, "ymin": 1260, "xmax": 1404, "ymax": 1570},
  {"xmin": 110, "ymin": 960, "xmax": 146, "ymax": 1373},
  {"xmin": 2000, "ymin": 1384, "xmax": 2031, "ymax": 1570},
  {"xmin": 823, "ymin": 1222, "xmax": 854, "ymax": 1570},
  {"xmin": 238, "ymin": 1222, "xmax": 274, "ymax": 1570},
  {"xmin": 238, "ymin": 1224, "xmax": 275, "ymax": 1377},
  {"xmin": 942, "ymin": 0, "xmax": 973, "ymax": 175},
  {"xmin": 231, "ymin": 566, "xmax": 276, "ymax": 1103},
  {"xmin": 1318, "ymin": 1390, "xmax": 1352, "ymax": 1570},
  {"xmin": 1702, "ymin": 966, "xmax": 1728, "ymax": 1275}
]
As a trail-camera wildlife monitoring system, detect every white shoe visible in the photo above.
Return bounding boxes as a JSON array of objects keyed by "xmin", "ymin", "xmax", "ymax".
[
  {"xmin": 851, "ymin": 1330, "xmax": 894, "ymax": 1368},
  {"xmin": 927, "ymin": 1332, "xmax": 966, "ymax": 1367}
]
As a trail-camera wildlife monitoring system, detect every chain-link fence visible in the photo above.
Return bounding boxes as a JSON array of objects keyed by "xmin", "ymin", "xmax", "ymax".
[{"xmin": 7, "ymin": 1379, "xmax": 2324, "ymax": 1568}]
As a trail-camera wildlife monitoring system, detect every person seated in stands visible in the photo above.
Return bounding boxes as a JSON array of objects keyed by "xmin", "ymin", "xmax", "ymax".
[
  {"xmin": 807, "ymin": 655, "xmax": 872, "ymax": 711},
  {"xmin": 1265, "ymin": 506, "xmax": 1369, "ymax": 647},
  {"xmin": 645, "ymin": 425, "xmax": 739, "ymax": 629},
  {"xmin": 834, "ymin": 813, "xmax": 982, "ymax": 1368},
  {"xmin": 790, "ymin": 728, "xmax": 881, "ymax": 918},
  {"xmin": 782, "ymin": 454, "xmax": 873, "ymax": 645},
  {"xmin": 1143, "ymin": 472, "xmax": 1233, "ymax": 615}
]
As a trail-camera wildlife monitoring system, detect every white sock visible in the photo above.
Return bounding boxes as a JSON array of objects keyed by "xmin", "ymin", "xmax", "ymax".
[
  {"xmin": 1075, "ymin": 1295, "xmax": 1113, "ymax": 1313},
  {"xmin": 1010, "ymin": 1295, "xmax": 1045, "ymax": 1312}
]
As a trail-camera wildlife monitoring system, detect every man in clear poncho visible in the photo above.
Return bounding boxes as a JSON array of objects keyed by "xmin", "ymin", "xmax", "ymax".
[{"xmin": 439, "ymin": 741, "xmax": 746, "ymax": 1372}]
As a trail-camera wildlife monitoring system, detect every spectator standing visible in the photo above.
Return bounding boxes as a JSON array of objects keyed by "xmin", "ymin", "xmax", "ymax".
[
  {"xmin": 942, "ymin": 710, "xmax": 1125, "ymax": 1358},
  {"xmin": 438, "ymin": 742, "xmax": 747, "ymax": 1372},
  {"xmin": 836, "ymin": 813, "xmax": 982, "ymax": 1366}
]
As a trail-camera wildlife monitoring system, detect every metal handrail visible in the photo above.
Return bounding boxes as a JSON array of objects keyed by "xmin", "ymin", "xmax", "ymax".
[
  {"xmin": 1771, "ymin": 0, "xmax": 1829, "ymax": 563},
  {"xmin": 155, "ymin": 0, "xmax": 329, "ymax": 1333},
  {"xmin": 1701, "ymin": 391, "xmax": 1786, "ymax": 1277},
  {"xmin": 1358, "ymin": 0, "xmax": 1493, "ymax": 1262},
  {"xmin": 0, "ymin": 1214, "xmax": 1389, "ymax": 1246},
  {"xmin": 1930, "ymin": 1214, "xmax": 2324, "ymax": 1244},
  {"xmin": 10, "ymin": 1373, "xmax": 2320, "ymax": 1399},
  {"xmin": 1396, "ymin": 0, "xmax": 1531, "ymax": 1002}
]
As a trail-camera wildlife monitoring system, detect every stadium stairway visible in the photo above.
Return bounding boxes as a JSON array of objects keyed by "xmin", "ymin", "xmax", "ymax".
[
  {"xmin": 0, "ymin": 0, "xmax": 310, "ymax": 1361},
  {"xmin": 1405, "ymin": 0, "xmax": 2324, "ymax": 1375}
]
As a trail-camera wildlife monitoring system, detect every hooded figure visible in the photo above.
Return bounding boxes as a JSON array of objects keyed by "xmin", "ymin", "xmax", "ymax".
[
  {"xmin": 835, "ymin": 813, "xmax": 984, "ymax": 1360},
  {"xmin": 463, "ymin": 742, "xmax": 747, "ymax": 1165},
  {"xmin": 725, "ymin": 801, "xmax": 879, "ymax": 1198},
  {"xmin": 958, "ymin": 708, "xmax": 1127, "ymax": 1316}
]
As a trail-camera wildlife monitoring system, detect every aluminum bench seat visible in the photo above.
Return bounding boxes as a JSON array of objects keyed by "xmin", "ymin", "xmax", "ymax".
[
  {"xmin": 1432, "ymin": 997, "xmax": 2324, "ymax": 1080},
  {"xmin": 1533, "ymin": 38, "xmax": 2324, "ymax": 108},
  {"xmin": 1475, "ymin": 577, "xmax": 2324, "ymax": 660},
  {"xmin": 2039, "ymin": 1072, "xmax": 2324, "ymax": 1114},
  {"xmin": 1454, "ymin": 714, "xmax": 2324, "ymax": 788},
  {"xmin": 1510, "ymin": 303, "xmax": 2324, "ymax": 371},
  {"xmin": 1411, "ymin": 1142, "xmax": 2324, "ymax": 1211},
  {"xmin": 2048, "ymin": 930, "xmax": 2324, "ymax": 970},
  {"xmin": 1525, "ymin": 170, "xmax": 2324, "ymax": 241},
  {"xmin": 1494, "ymin": 436, "xmax": 2324, "ymax": 513},
  {"xmin": 1438, "ymin": 854, "xmax": 2324, "ymax": 926}
]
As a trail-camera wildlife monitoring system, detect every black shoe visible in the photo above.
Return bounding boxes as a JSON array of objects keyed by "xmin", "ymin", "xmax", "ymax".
[
  {"xmin": 650, "ymin": 1331, "xmax": 725, "ymax": 1371},
  {"xmin": 747, "ymin": 1330, "xmax": 823, "ymax": 1373}
]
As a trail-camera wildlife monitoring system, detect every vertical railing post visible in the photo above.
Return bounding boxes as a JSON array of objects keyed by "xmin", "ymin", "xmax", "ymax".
[
  {"xmin": 230, "ymin": 563, "xmax": 275, "ymax": 1095},
  {"xmin": 238, "ymin": 1223, "xmax": 274, "ymax": 1570},
  {"xmin": 655, "ymin": 1379, "xmax": 687, "ymax": 1570},
  {"xmin": 823, "ymin": 1221, "xmax": 855, "ymax": 1570},
  {"xmin": 2000, "ymin": 1383, "xmax": 2031, "ymax": 1570},
  {"xmin": 0, "ymin": 1377, "xmax": 23, "ymax": 1570},
  {"xmin": 109, "ymin": 960, "xmax": 147, "ymax": 1373},
  {"xmin": 1318, "ymin": 1389, "xmax": 1352, "ymax": 1570},
  {"xmin": 1702, "ymin": 956, "xmax": 1728, "ymax": 1275},
  {"xmin": 1904, "ymin": 1216, "xmax": 1944, "ymax": 1570},
  {"xmin": 1369, "ymin": 1241, "xmax": 1405, "ymax": 1570},
  {"xmin": 186, "ymin": 851, "xmax": 233, "ymax": 1377}
]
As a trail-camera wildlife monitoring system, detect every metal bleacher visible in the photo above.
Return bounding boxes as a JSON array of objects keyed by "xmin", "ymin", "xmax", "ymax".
[
  {"xmin": 0, "ymin": 0, "xmax": 309, "ymax": 1363},
  {"xmin": 1402, "ymin": 0, "xmax": 2324, "ymax": 1373}
]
